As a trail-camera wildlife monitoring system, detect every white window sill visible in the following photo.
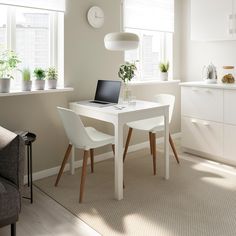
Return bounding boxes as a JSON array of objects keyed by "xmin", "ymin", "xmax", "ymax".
[
  {"xmin": 129, "ymin": 79, "xmax": 180, "ymax": 86},
  {"xmin": 0, "ymin": 87, "xmax": 74, "ymax": 97}
]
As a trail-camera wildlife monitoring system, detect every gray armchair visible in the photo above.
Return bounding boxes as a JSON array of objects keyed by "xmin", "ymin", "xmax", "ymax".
[{"xmin": 0, "ymin": 126, "xmax": 25, "ymax": 236}]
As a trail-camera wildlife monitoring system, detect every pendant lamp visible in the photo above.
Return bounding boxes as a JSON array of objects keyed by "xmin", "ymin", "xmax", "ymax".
[
  {"xmin": 104, "ymin": 0, "xmax": 139, "ymax": 51},
  {"xmin": 104, "ymin": 32, "xmax": 139, "ymax": 51}
]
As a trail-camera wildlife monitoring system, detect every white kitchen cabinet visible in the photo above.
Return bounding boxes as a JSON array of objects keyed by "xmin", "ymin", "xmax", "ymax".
[
  {"xmin": 224, "ymin": 90, "xmax": 236, "ymax": 125},
  {"xmin": 181, "ymin": 86, "xmax": 223, "ymax": 122},
  {"xmin": 182, "ymin": 117, "xmax": 223, "ymax": 157},
  {"xmin": 181, "ymin": 82, "xmax": 236, "ymax": 165},
  {"xmin": 191, "ymin": 0, "xmax": 236, "ymax": 41},
  {"xmin": 223, "ymin": 124, "xmax": 236, "ymax": 162}
]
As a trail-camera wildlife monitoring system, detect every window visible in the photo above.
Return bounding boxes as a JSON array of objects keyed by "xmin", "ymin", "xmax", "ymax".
[
  {"xmin": 124, "ymin": 0, "xmax": 174, "ymax": 81},
  {"xmin": 15, "ymin": 8, "xmax": 50, "ymax": 70},
  {"xmin": 0, "ymin": 0, "xmax": 65, "ymax": 89}
]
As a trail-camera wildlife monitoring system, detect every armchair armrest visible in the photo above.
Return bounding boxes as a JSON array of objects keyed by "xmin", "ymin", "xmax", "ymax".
[{"xmin": 0, "ymin": 126, "xmax": 25, "ymax": 190}]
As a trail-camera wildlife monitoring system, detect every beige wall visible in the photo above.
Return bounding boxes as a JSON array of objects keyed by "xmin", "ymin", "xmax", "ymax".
[
  {"xmin": 181, "ymin": 0, "xmax": 236, "ymax": 82},
  {"xmin": 0, "ymin": 0, "xmax": 181, "ymax": 173}
]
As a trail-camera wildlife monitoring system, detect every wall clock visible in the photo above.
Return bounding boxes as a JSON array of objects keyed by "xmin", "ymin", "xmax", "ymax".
[{"xmin": 87, "ymin": 6, "xmax": 104, "ymax": 28}]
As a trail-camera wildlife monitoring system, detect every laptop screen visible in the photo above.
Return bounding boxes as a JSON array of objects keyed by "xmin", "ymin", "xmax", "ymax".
[{"xmin": 94, "ymin": 80, "xmax": 121, "ymax": 103}]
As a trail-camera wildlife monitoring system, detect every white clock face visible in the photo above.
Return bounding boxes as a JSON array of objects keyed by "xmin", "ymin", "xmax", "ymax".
[{"xmin": 87, "ymin": 6, "xmax": 104, "ymax": 29}]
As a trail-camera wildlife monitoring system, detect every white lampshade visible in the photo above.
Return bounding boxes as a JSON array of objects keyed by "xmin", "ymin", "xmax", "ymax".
[{"xmin": 104, "ymin": 32, "xmax": 139, "ymax": 51}]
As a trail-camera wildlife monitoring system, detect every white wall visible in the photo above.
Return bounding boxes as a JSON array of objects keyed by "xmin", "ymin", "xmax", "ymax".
[{"xmin": 181, "ymin": 0, "xmax": 236, "ymax": 82}]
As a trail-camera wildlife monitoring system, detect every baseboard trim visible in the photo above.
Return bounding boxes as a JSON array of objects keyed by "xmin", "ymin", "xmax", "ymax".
[{"xmin": 25, "ymin": 132, "xmax": 181, "ymax": 184}]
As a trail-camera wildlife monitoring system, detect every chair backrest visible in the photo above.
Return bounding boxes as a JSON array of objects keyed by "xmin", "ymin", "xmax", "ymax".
[
  {"xmin": 154, "ymin": 94, "xmax": 175, "ymax": 123},
  {"xmin": 57, "ymin": 107, "xmax": 92, "ymax": 149}
]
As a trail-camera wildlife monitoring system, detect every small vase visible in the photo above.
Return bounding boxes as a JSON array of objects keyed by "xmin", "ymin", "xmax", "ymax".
[
  {"xmin": 47, "ymin": 80, "xmax": 57, "ymax": 89},
  {"xmin": 123, "ymin": 83, "xmax": 132, "ymax": 103},
  {"xmin": 0, "ymin": 78, "xmax": 10, "ymax": 93},
  {"xmin": 160, "ymin": 72, "xmax": 168, "ymax": 81},
  {"xmin": 21, "ymin": 81, "xmax": 32, "ymax": 91},
  {"xmin": 34, "ymin": 80, "xmax": 45, "ymax": 90}
]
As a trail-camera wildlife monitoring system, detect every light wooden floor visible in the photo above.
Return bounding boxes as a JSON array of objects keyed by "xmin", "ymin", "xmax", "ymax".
[{"xmin": 0, "ymin": 187, "xmax": 100, "ymax": 236}]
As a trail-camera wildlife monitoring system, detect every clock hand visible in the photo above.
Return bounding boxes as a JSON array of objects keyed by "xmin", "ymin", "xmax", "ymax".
[{"xmin": 95, "ymin": 12, "xmax": 103, "ymax": 19}]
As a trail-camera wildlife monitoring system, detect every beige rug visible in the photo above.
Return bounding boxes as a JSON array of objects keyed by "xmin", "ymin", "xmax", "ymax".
[{"xmin": 35, "ymin": 149, "xmax": 236, "ymax": 236}]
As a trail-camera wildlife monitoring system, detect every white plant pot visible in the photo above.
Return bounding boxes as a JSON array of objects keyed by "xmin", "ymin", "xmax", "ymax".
[
  {"xmin": 160, "ymin": 72, "xmax": 168, "ymax": 81},
  {"xmin": 21, "ymin": 81, "xmax": 32, "ymax": 91},
  {"xmin": 0, "ymin": 78, "xmax": 10, "ymax": 93},
  {"xmin": 47, "ymin": 80, "xmax": 57, "ymax": 89},
  {"xmin": 34, "ymin": 80, "xmax": 45, "ymax": 90}
]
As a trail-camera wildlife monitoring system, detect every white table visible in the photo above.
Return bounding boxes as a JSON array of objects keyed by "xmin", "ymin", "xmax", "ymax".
[{"xmin": 69, "ymin": 100, "xmax": 169, "ymax": 200}]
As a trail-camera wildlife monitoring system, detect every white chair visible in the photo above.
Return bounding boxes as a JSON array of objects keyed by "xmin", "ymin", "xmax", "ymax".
[
  {"xmin": 123, "ymin": 94, "xmax": 179, "ymax": 175},
  {"xmin": 55, "ymin": 107, "xmax": 115, "ymax": 203}
]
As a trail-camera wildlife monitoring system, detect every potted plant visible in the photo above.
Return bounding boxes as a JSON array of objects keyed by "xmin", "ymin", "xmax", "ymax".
[
  {"xmin": 118, "ymin": 62, "xmax": 137, "ymax": 102},
  {"xmin": 0, "ymin": 50, "xmax": 20, "ymax": 93},
  {"xmin": 46, "ymin": 67, "xmax": 58, "ymax": 89},
  {"xmin": 21, "ymin": 68, "xmax": 32, "ymax": 91},
  {"xmin": 159, "ymin": 61, "xmax": 169, "ymax": 81},
  {"xmin": 33, "ymin": 68, "xmax": 46, "ymax": 90}
]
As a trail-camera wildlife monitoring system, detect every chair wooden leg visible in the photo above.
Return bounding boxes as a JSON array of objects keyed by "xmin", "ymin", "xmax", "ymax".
[
  {"xmin": 79, "ymin": 150, "xmax": 89, "ymax": 203},
  {"xmin": 55, "ymin": 144, "xmax": 72, "ymax": 187},
  {"xmin": 169, "ymin": 134, "xmax": 180, "ymax": 164},
  {"xmin": 123, "ymin": 128, "xmax": 133, "ymax": 162},
  {"xmin": 11, "ymin": 223, "xmax": 16, "ymax": 236},
  {"xmin": 112, "ymin": 144, "xmax": 115, "ymax": 155},
  {"xmin": 90, "ymin": 149, "xmax": 94, "ymax": 173},
  {"xmin": 149, "ymin": 132, "xmax": 153, "ymax": 155},
  {"xmin": 152, "ymin": 133, "xmax": 157, "ymax": 175}
]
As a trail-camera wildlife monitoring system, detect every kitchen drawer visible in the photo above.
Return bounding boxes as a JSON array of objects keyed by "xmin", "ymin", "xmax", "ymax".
[
  {"xmin": 224, "ymin": 90, "xmax": 236, "ymax": 125},
  {"xmin": 223, "ymin": 124, "xmax": 236, "ymax": 162},
  {"xmin": 181, "ymin": 87, "xmax": 223, "ymax": 122},
  {"xmin": 181, "ymin": 116, "xmax": 223, "ymax": 157}
]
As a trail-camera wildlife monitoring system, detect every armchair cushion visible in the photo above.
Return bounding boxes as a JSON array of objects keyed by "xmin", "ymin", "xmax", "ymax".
[
  {"xmin": 0, "ymin": 126, "xmax": 25, "ymax": 228},
  {"xmin": 0, "ymin": 177, "xmax": 20, "ymax": 227},
  {"xmin": 0, "ymin": 126, "xmax": 24, "ymax": 191}
]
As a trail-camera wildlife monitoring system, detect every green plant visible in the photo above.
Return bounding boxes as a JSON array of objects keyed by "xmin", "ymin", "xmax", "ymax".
[
  {"xmin": 0, "ymin": 50, "xmax": 21, "ymax": 79},
  {"xmin": 159, "ymin": 61, "xmax": 169, "ymax": 73},
  {"xmin": 22, "ymin": 68, "xmax": 31, "ymax": 81},
  {"xmin": 34, "ymin": 68, "xmax": 46, "ymax": 80},
  {"xmin": 118, "ymin": 62, "xmax": 137, "ymax": 84},
  {"xmin": 46, "ymin": 67, "xmax": 58, "ymax": 80}
]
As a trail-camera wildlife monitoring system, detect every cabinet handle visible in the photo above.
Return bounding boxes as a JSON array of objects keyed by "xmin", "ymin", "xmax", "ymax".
[
  {"xmin": 228, "ymin": 14, "xmax": 234, "ymax": 34},
  {"xmin": 203, "ymin": 122, "xmax": 210, "ymax": 126},
  {"xmin": 191, "ymin": 119, "xmax": 197, "ymax": 124},
  {"xmin": 191, "ymin": 87, "xmax": 198, "ymax": 92}
]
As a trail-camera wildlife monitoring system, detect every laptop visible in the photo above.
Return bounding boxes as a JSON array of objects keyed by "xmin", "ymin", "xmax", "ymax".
[{"xmin": 90, "ymin": 80, "xmax": 121, "ymax": 105}]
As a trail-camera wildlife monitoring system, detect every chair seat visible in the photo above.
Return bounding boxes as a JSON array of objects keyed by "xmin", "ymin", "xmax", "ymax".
[
  {"xmin": 85, "ymin": 127, "xmax": 114, "ymax": 149},
  {"xmin": 127, "ymin": 116, "xmax": 165, "ymax": 133}
]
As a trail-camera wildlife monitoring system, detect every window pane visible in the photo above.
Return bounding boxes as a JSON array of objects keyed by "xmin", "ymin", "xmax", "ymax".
[
  {"xmin": 125, "ymin": 28, "xmax": 165, "ymax": 80},
  {"xmin": 15, "ymin": 7, "xmax": 50, "ymax": 71},
  {"xmin": 0, "ymin": 6, "xmax": 7, "ymax": 49},
  {"xmin": 141, "ymin": 31, "xmax": 162, "ymax": 79}
]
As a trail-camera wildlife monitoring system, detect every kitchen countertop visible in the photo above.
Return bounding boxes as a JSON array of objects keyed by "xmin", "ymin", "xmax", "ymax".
[{"xmin": 180, "ymin": 81, "xmax": 236, "ymax": 90}]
